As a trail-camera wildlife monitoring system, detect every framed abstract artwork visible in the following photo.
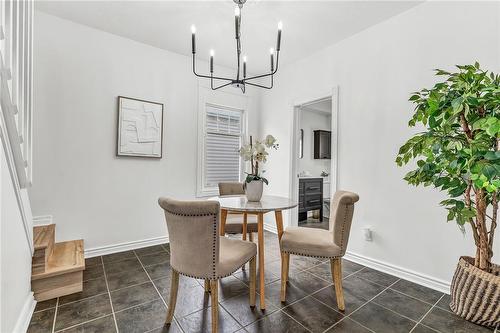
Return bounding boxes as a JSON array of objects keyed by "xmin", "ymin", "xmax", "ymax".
[{"xmin": 117, "ymin": 96, "xmax": 164, "ymax": 158}]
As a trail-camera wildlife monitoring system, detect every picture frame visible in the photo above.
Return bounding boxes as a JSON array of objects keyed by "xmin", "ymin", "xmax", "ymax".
[{"xmin": 117, "ymin": 96, "xmax": 164, "ymax": 158}]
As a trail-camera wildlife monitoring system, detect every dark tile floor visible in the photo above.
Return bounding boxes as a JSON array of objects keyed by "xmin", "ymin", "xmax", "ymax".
[{"xmin": 28, "ymin": 231, "xmax": 494, "ymax": 333}]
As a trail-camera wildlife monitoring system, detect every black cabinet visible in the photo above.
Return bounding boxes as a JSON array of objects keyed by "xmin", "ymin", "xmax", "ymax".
[
  {"xmin": 298, "ymin": 178, "xmax": 323, "ymax": 222},
  {"xmin": 314, "ymin": 130, "xmax": 331, "ymax": 159}
]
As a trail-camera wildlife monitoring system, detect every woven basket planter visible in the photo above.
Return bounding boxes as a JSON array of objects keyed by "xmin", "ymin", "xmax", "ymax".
[{"xmin": 449, "ymin": 256, "xmax": 500, "ymax": 328}]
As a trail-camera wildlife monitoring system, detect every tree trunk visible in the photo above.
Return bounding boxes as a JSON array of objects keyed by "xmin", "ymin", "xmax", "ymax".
[{"xmin": 475, "ymin": 190, "xmax": 491, "ymax": 271}]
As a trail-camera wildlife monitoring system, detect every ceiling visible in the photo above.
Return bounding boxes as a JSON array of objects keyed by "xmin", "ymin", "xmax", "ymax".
[{"xmin": 36, "ymin": 1, "xmax": 422, "ymax": 73}]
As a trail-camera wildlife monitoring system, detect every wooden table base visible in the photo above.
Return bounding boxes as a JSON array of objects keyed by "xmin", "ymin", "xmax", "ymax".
[{"xmin": 219, "ymin": 208, "xmax": 285, "ymax": 310}]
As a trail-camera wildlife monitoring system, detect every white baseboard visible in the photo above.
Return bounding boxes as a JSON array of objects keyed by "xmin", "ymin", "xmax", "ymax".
[
  {"xmin": 344, "ymin": 251, "xmax": 451, "ymax": 294},
  {"xmin": 261, "ymin": 225, "xmax": 450, "ymax": 294},
  {"xmin": 13, "ymin": 292, "xmax": 36, "ymax": 333},
  {"xmin": 32, "ymin": 215, "xmax": 53, "ymax": 226},
  {"xmin": 263, "ymin": 223, "xmax": 277, "ymax": 234},
  {"xmin": 85, "ymin": 236, "xmax": 169, "ymax": 258},
  {"xmin": 87, "ymin": 224, "xmax": 275, "ymax": 259}
]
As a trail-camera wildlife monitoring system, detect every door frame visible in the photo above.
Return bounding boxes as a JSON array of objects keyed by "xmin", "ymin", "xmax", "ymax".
[{"xmin": 288, "ymin": 86, "xmax": 339, "ymax": 227}]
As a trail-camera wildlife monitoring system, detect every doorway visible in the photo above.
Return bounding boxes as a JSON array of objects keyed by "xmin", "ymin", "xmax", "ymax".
[{"xmin": 289, "ymin": 88, "xmax": 338, "ymax": 229}]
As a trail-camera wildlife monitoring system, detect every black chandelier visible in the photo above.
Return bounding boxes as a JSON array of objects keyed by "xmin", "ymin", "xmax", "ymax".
[{"xmin": 191, "ymin": 0, "xmax": 282, "ymax": 93}]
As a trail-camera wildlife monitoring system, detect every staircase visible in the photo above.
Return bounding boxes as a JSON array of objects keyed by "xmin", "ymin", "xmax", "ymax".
[{"xmin": 31, "ymin": 224, "xmax": 85, "ymax": 301}]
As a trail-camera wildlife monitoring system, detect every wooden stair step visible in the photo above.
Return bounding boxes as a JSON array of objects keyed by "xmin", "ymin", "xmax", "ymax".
[
  {"xmin": 34, "ymin": 224, "xmax": 55, "ymax": 250},
  {"xmin": 32, "ymin": 239, "xmax": 85, "ymax": 301},
  {"xmin": 32, "ymin": 224, "xmax": 55, "ymax": 275},
  {"xmin": 32, "ymin": 239, "xmax": 85, "ymax": 280}
]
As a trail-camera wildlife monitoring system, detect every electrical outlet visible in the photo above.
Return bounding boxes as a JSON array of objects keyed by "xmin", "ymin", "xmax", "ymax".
[{"xmin": 362, "ymin": 227, "xmax": 373, "ymax": 241}]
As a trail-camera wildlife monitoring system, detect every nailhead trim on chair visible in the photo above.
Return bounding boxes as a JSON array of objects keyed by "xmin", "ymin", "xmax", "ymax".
[
  {"xmin": 212, "ymin": 215, "xmax": 217, "ymax": 279},
  {"xmin": 174, "ymin": 255, "xmax": 257, "ymax": 280},
  {"xmin": 281, "ymin": 250, "xmax": 341, "ymax": 259},
  {"xmin": 339, "ymin": 204, "xmax": 352, "ymax": 252}
]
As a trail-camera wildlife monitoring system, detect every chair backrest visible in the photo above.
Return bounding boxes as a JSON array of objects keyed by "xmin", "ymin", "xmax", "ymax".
[
  {"xmin": 218, "ymin": 182, "xmax": 245, "ymax": 196},
  {"xmin": 329, "ymin": 191, "xmax": 359, "ymax": 255},
  {"xmin": 158, "ymin": 198, "xmax": 220, "ymax": 279}
]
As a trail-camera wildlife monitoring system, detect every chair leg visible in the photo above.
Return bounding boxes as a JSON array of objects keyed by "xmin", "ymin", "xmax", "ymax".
[
  {"xmin": 331, "ymin": 258, "xmax": 345, "ymax": 311},
  {"xmin": 280, "ymin": 252, "xmax": 289, "ymax": 302},
  {"xmin": 286, "ymin": 252, "xmax": 290, "ymax": 281},
  {"xmin": 242, "ymin": 213, "xmax": 248, "ymax": 241},
  {"xmin": 210, "ymin": 280, "xmax": 219, "ymax": 333},
  {"xmin": 249, "ymin": 256, "xmax": 256, "ymax": 307},
  {"xmin": 166, "ymin": 269, "xmax": 179, "ymax": 324},
  {"xmin": 249, "ymin": 232, "xmax": 254, "ymax": 242},
  {"xmin": 204, "ymin": 279, "xmax": 211, "ymax": 293}
]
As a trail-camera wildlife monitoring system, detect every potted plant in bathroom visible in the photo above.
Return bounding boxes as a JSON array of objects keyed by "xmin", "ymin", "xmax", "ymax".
[
  {"xmin": 239, "ymin": 135, "xmax": 279, "ymax": 201},
  {"xmin": 396, "ymin": 63, "xmax": 499, "ymax": 328}
]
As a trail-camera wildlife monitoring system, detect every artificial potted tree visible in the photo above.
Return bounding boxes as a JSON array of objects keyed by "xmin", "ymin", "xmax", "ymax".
[
  {"xmin": 239, "ymin": 135, "xmax": 278, "ymax": 201},
  {"xmin": 396, "ymin": 63, "xmax": 499, "ymax": 328}
]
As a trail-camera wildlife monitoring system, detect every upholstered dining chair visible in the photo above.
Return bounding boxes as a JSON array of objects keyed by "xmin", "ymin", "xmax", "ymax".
[
  {"xmin": 158, "ymin": 198, "xmax": 257, "ymax": 332},
  {"xmin": 279, "ymin": 190, "xmax": 359, "ymax": 311},
  {"xmin": 218, "ymin": 182, "xmax": 258, "ymax": 242}
]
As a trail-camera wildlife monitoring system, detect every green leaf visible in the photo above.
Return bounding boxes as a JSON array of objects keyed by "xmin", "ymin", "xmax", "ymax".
[{"xmin": 484, "ymin": 151, "xmax": 500, "ymax": 160}]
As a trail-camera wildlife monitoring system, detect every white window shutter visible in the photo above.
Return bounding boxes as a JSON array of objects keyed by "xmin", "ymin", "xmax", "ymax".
[{"xmin": 204, "ymin": 105, "xmax": 243, "ymax": 188}]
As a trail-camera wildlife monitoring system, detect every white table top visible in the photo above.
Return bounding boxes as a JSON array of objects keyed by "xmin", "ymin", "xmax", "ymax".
[{"xmin": 208, "ymin": 195, "xmax": 297, "ymax": 212}]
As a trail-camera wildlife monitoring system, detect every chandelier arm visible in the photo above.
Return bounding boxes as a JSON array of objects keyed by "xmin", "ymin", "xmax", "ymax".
[
  {"xmin": 243, "ymin": 52, "xmax": 280, "ymax": 81},
  {"xmin": 193, "ymin": 54, "xmax": 233, "ymax": 81},
  {"xmin": 245, "ymin": 81, "xmax": 273, "ymax": 90},
  {"xmin": 211, "ymin": 81, "xmax": 233, "ymax": 90}
]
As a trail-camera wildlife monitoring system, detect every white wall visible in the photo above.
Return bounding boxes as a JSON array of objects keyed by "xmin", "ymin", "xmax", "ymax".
[
  {"xmin": 298, "ymin": 109, "xmax": 331, "ymax": 177},
  {"xmin": 30, "ymin": 12, "xmax": 260, "ymax": 253},
  {"xmin": 259, "ymin": 1, "xmax": 500, "ymax": 287},
  {"xmin": 0, "ymin": 143, "xmax": 35, "ymax": 333}
]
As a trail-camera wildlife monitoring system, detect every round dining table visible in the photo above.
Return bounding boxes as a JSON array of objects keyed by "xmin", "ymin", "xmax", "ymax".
[{"xmin": 209, "ymin": 195, "xmax": 297, "ymax": 309}]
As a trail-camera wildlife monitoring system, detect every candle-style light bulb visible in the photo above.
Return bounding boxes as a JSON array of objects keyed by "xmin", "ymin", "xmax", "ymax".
[
  {"xmin": 243, "ymin": 55, "xmax": 247, "ymax": 78},
  {"xmin": 191, "ymin": 25, "xmax": 196, "ymax": 54},
  {"xmin": 270, "ymin": 48, "xmax": 274, "ymax": 72},
  {"xmin": 276, "ymin": 21, "xmax": 282, "ymax": 51},
  {"xmin": 234, "ymin": 7, "xmax": 240, "ymax": 39},
  {"xmin": 210, "ymin": 49, "xmax": 214, "ymax": 73}
]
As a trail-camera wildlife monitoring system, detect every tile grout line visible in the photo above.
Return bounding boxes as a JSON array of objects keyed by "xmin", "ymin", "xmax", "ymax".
[
  {"xmin": 408, "ymin": 294, "xmax": 446, "ymax": 333},
  {"xmin": 280, "ymin": 307, "xmax": 314, "ymax": 333},
  {"xmin": 133, "ymin": 250, "xmax": 186, "ymax": 333},
  {"xmin": 344, "ymin": 279, "xmax": 400, "ymax": 319},
  {"xmin": 309, "ymin": 289, "xmax": 376, "ymax": 333},
  {"xmin": 101, "ymin": 256, "xmax": 120, "ymax": 333},
  {"xmin": 383, "ymin": 286, "xmax": 445, "ymax": 307},
  {"xmin": 52, "ymin": 314, "xmax": 111, "ymax": 333},
  {"xmin": 51, "ymin": 297, "xmax": 59, "ymax": 333}
]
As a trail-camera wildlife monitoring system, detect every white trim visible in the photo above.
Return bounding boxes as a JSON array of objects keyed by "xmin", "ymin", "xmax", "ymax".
[
  {"xmin": 85, "ymin": 235, "xmax": 169, "ymax": 258},
  {"xmin": 343, "ymin": 252, "xmax": 450, "ymax": 294},
  {"xmin": 0, "ymin": 114, "xmax": 32, "ymax": 253},
  {"xmin": 262, "ymin": 227, "xmax": 450, "ymax": 294},
  {"xmin": 263, "ymin": 222, "xmax": 277, "ymax": 234},
  {"xmin": 32, "ymin": 215, "xmax": 52, "ymax": 226},
  {"xmin": 289, "ymin": 86, "xmax": 339, "ymax": 227},
  {"xmin": 12, "ymin": 292, "xmax": 35, "ymax": 333}
]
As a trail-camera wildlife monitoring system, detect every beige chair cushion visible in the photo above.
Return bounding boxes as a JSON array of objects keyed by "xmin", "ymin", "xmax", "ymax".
[
  {"xmin": 280, "ymin": 227, "xmax": 341, "ymax": 258},
  {"xmin": 218, "ymin": 237, "xmax": 257, "ymax": 277},
  {"xmin": 224, "ymin": 213, "xmax": 258, "ymax": 233}
]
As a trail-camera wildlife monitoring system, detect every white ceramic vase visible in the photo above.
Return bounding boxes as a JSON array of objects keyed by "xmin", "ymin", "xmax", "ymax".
[{"xmin": 245, "ymin": 180, "xmax": 263, "ymax": 202}]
